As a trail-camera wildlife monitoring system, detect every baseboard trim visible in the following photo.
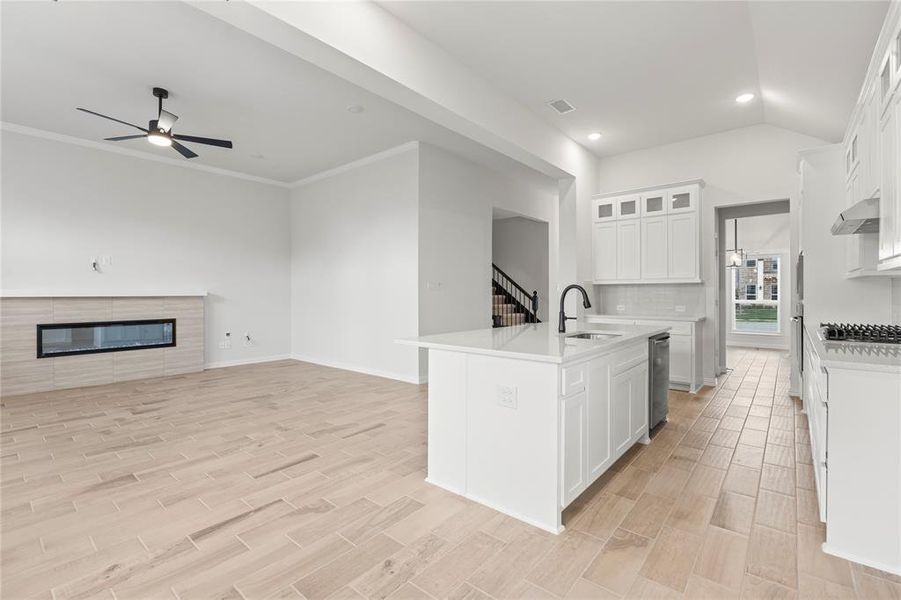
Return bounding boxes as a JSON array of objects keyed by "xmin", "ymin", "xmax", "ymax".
[
  {"xmin": 290, "ymin": 354, "xmax": 426, "ymax": 385},
  {"xmin": 821, "ymin": 543, "xmax": 901, "ymax": 576},
  {"xmin": 727, "ymin": 342, "xmax": 790, "ymax": 351},
  {"xmin": 205, "ymin": 354, "xmax": 292, "ymax": 370}
]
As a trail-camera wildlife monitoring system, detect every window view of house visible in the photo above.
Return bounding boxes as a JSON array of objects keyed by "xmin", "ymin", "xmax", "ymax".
[{"xmin": 732, "ymin": 255, "xmax": 780, "ymax": 333}]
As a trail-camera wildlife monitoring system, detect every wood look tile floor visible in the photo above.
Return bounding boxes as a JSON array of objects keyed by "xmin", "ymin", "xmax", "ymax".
[{"xmin": 2, "ymin": 350, "xmax": 900, "ymax": 599}]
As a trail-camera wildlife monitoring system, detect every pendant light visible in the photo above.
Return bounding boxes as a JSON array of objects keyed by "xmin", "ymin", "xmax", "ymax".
[{"xmin": 726, "ymin": 219, "xmax": 744, "ymax": 268}]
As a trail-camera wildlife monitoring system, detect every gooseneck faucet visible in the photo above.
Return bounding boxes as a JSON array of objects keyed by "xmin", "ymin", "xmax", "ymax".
[{"xmin": 558, "ymin": 284, "xmax": 592, "ymax": 333}]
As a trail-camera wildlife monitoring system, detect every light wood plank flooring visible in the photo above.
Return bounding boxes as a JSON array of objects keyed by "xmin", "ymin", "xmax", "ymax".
[{"xmin": 2, "ymin": 349, "xmax": 900, "ymax": 599}]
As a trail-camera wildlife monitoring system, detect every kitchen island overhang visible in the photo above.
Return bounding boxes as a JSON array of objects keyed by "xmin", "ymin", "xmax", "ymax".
[{"xmin": 399, "ymin": 321, "xmax": 670, "ymax": 533}]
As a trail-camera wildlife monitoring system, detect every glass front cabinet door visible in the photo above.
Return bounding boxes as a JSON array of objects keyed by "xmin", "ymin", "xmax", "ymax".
[
  {"xmin": 667, "ymin": 185, "xmax": 698, "ymax": 214},
  {"xmin": 640, "ymin": 191, "xmax": 667, "ymax": 217},
  {"xmin": 592, "ymin": 197, "xmax": 617, "ymax": 223}
]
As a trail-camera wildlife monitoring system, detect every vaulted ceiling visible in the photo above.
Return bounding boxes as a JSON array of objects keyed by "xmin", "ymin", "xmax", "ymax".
[{"xmin": 379, "ymin": 0, "xmax": 889, "ymax": 157}]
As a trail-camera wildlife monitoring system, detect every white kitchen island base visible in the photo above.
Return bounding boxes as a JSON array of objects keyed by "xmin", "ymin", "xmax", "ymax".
[{"xmin": 402, "ymin": 322, "xmax": 666, "ymax": 533}]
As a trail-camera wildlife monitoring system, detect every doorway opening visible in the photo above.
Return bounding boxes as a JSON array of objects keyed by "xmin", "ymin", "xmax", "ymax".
[
  {"xmin": 491, "ymin": 208, "xmax": 549, "ymax": 327},
  {"xmin": 715, "ymin": 200, "xmax": 792, "ymax": 375}
]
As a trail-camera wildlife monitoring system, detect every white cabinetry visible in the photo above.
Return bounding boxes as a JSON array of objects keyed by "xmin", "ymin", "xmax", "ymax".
[
  {"xmin": 592, "ymin": 223, "xmax": 617, "ymax": 282},
  {"xmin": 560, "ymin": 341, "xmax": 649, "ymax": 508},
  {"xmin": 616, "ymin": 220, "xmax": 641, "ymax": 281},
  {"xmin": 841, "ymin": 3, "xmax": 901, "ymax": 273},
  {"xmin": 561, "ymin": 391, "xmax": 587, "ymax": 507},
  {"xmin": 585, "ymin": 315, "xmax": 703, "ymax": 392},
  {"xmin": 802, "ymin": 327, "xmax": 901, "ymax": 575},
  {"xmin": 667, "ymin": 212, "xmax": 699, "ymax": 280},
  {"xmin": 641, "ymin": 216, "xmax": 668, "ymax": 279},
  {"xmin": 591, "ymin": 181, "xmax": 703, "ymax": 284}
]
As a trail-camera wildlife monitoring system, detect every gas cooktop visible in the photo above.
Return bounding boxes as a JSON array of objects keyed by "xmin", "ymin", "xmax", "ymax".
[{"xmin": 820, "ymin": 323, "xmax": 901, "ymax": 344}]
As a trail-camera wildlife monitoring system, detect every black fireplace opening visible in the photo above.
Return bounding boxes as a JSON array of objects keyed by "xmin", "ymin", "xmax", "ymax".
[{"xmin": 37, "ymin": 319, "xmax": 176, "ymax": 358}]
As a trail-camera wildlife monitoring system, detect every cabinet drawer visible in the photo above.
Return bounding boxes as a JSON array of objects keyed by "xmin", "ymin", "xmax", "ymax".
[
  {"xmin": 561, "ymin": 363, "xmax": 588, "ymax": 396},
  {"xmin": 611, "ymin": 342, "xmax": 648, "ymax": 375}
]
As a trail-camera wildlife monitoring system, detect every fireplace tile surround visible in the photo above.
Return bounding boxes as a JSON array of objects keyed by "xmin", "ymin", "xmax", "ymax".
[{"xmin": 0, "ymin": 296, "xmax": 204, "ymax": 396}]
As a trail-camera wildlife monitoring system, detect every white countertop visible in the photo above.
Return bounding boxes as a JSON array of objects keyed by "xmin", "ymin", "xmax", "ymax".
[
  {"xmin": 806, "ymin": 324, "xmax": 901, "ymax": 374},
  {"xmin": 0, "ymin": 290, "xmax": 208, "ymax": 297},
  {"xmin": 398, "ymin": 321, "xmax": 670, "ymax": 364},
  {"xmin": 586, "ymin": 313, "xmax": 706, "ymax": 323}
]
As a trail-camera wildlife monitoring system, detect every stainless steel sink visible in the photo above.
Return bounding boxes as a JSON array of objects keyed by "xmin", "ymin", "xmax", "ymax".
[{"xmin": 566, "ymin": 332, "xmax": 621, "ymax": 340}]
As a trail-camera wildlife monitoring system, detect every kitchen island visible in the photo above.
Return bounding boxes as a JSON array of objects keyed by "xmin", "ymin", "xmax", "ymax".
[{"xmin": 400, "ymin": 321, "xmax": 668, "ymax": 533}]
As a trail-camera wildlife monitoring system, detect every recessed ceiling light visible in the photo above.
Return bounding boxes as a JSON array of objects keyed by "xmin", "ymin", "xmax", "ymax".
[
  {"xmin": 735, "ymin": 93, "xmax": 755, "ymax": 104},
  {"xmin": 347, "ymin": 104, "xmax": 365, "ymax": 114},
  {"xmin": 588, "ymin": 132, "xmax": 602, "ymax": 141}
]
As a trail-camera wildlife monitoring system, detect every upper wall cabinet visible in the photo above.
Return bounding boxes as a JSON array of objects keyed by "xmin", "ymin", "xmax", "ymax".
[
  {"xmin": 843, "ymin": 4, "xmax": 901, "ymax": 273},
  {"xmin": 591, "ymin": 180, "xmax": 703, "ymax": 284}
]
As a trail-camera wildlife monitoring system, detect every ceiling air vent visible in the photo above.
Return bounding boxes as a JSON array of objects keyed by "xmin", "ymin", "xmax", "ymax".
[{"xmin": 547, "ymin": 99, "xmax": 575, "ymax": 115}]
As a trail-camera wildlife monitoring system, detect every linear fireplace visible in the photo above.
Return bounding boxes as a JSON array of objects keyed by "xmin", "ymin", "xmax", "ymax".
[{"xmin": 37, "ymin": 319, "xmax": 176, "ymax": 358}]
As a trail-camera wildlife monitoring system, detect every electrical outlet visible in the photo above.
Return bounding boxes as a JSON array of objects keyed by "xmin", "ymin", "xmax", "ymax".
[
  {"xmin": 497, "ymin": 385, "xmax": 517, "ymax": 409},
  {"xmin": 616, "ymin": 305, "xmax": 626, "ymax": 312},
  {"xmin": 675, "ymin": 305, "xmax": 686, "ymax": 313},
  {"xmin": 218, "ymin": 340, "xmax": 231, "ymax": 349}
]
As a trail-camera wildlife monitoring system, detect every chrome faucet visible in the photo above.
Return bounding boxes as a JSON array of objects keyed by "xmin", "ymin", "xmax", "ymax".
[{"xmin": 558, "ymin": 284, "xmax": 592, "ymax": 333}]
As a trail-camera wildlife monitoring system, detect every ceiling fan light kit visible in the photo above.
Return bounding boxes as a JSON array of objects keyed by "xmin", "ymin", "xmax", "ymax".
[{"xmin": 76, "ymin": 86, "xmax": 233, "ymax": 159}]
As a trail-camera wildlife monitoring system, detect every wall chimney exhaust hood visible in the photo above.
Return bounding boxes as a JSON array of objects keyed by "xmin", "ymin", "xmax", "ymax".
[{"xmin": 831, "ymin": 196, "xmax": 879, "ymax": 235}]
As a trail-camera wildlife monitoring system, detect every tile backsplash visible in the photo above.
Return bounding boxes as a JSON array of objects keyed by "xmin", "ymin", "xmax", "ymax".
[
  {"xmin": 591, "ymin": 284, "xmax": 706, "ymax": 317},
  {"xmin": 893, "ymin": 279, "xmax": 901, "ymax": 325}
]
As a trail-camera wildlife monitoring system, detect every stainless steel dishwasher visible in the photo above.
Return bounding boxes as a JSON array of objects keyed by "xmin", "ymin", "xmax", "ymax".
[{"xmin": 648, "ymin": 333, "xmax": 670, "ymax": 433}]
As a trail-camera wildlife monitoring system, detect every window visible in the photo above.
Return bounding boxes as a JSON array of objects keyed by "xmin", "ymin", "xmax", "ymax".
[{"xmin": 731, "ymin": 255, "xmax": 781, "ymax": 334}]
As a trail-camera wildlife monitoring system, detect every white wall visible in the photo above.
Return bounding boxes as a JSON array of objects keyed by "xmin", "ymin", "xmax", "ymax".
[
  {"xmin": 418, "ymin": 144, "xmax": 557, "ymax": 338},
  {"xmin": 0, "ymin": 131, "xmax": 292, "ymax": 367},
  {"xmin": 289, "ymin": 145, "xmax": 421, "ymax": 383},
  {"xmin": 492, "ymin": 217, "xmax": 549, "ymax": 321},
  {"xmin": 595, "ymin": 124, "xmax": 829, "ymax": 381},
  {"xmin": 725, "ymin": 213, "xmax": 792, "ymax": 350}
]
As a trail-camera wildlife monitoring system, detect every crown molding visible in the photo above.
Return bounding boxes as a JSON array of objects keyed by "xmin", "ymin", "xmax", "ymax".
[
  {"xmin": 1, "ymin": 122, "xmax": 291, "ymax": 188},
  {"xmin": 290, "ymin": 141, "xmax": 419, "ymax": 188}
]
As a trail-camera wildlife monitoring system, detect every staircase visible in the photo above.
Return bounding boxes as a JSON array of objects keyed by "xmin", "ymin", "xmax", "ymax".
[{"xmin": 492, "ymin": 263, "xmax": 540, "ymax": 328}]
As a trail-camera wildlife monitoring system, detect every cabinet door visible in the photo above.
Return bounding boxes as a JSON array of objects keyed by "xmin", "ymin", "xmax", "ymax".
[
  {"xmin": 611, "ymin": 369, "xmax": 632, "ymax": 455},
  {"xmin": 593, "ymin": 222, "xmax": 618, "ymax": 281},
  {"xmin": 592, "ymin": 198, "xmax": 617, "ymax": 223},
  {"xmin": 641, "ymin": 191, "xmax": 667, "ymax": 217},
  {"xmin": 587, "ymin": 360, "xmax": 611, "ymax": 480},
  {"xmin": 670, "ymin": 333, "xmax": 691, "ymax": 384},
  {"xmin": 641, "ymin": 216, "xmax": 668, "ymax": 279},
  {"xmin": 667, "ymin": 212, "xmax": 698, "ymax": 279},
  {"xmin": 894, "ymin": 93, "xmax": 901, "ymax": 256},
  {"xmin": 629, "ymin": 363, "xmax": 649, "ymax": 438},
  {"xmin": 616, "ymin": 220, "xmax": 641, "ymax": 280},
  {"xmin": 561, "ymin": 391, "xmax": 587, "ymax": 507},
  {"xmin": 617, "ymin": 195, "xmax": 640, "ymax": 220},
  {"xmin": 667, "ymin": 185, "xmax": 697, "ymax": 214},
  {"xmin": 879, "ymin": 101, "xmax": 897, "ymax": 260}
]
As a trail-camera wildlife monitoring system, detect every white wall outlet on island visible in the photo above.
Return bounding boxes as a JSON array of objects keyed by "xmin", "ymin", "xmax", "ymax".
[
  {"xmin": 497, "ymin": 385, "xmax": 517, "ymax": 409},
  {"xmin": 675, "ymin": 305, "xmax": 686, "ymax": 313},
  {"xmin": 616, "ymin": 305, "xmax": 626, "ymax": 312}
]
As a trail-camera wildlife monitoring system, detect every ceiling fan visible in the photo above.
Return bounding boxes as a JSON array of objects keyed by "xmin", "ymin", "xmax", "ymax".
[{"xmin": 76, "ymin": 87, "xmax": 233, "ymax": 159}]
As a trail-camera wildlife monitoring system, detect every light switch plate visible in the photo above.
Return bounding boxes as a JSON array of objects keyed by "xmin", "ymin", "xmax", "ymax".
[
  {"xmin": 616, "ymin": 305, "xmax": 626, "ymax": 312},
  {"xmin": 675, "ymin": 305, "xmax": 686, "ymax": 313},
  {"xmin": 497, "ymin": 385, "xmax": 517, "ymax": 409}
]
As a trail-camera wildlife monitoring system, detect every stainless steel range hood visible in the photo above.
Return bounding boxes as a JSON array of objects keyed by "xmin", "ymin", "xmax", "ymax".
[{"xmin": 831, "ymin": 196, "xmax": 879, "ymax": 235}]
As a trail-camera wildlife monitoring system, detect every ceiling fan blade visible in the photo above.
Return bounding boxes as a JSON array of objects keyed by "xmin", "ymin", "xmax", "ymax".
[
  {"xmin": 171, "ymin": 140, "xmax": 198, "ymax": 159},
  {"xmin": 104, "ymin": 134, "xmax": 146, "ymax": 141},
  {"xmin": 172, "ymin": 134, "xmax": 232, "ymax": 149},
  {"xmin": 157, "ymin": 109, "xmax": 178, "ymax": 132},
  {"xmin": 76, "ymin": 108, "xmax": 148, "ymax": 133}
]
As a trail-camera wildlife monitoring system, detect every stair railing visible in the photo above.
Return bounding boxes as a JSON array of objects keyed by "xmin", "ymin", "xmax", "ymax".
[{"xmin": 492, "ymin": 263, "xmax": 540, "ymax": 325}]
